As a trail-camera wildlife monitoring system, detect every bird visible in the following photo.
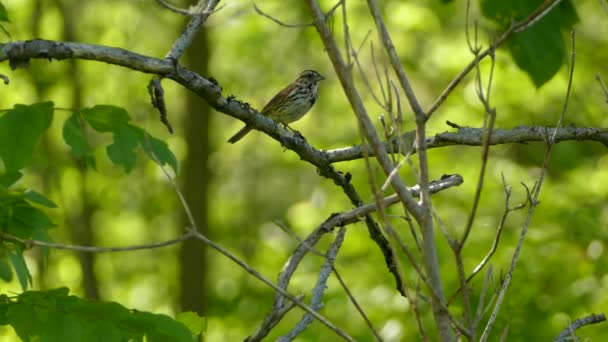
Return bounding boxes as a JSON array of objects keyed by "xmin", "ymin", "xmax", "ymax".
[{"xmin": 227, "ymin": 70, "xmax": 325, "ymax": 144}]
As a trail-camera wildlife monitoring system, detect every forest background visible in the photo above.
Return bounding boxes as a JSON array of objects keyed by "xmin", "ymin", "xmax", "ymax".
[{"xmin": 0, "ymin": 0, "xmax": 606, "ymax": 341}]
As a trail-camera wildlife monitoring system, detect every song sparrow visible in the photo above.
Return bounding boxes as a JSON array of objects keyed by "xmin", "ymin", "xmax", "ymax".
[{"xmin": 227, "ymin": 70, "xmax": 325, "ymax": 143}]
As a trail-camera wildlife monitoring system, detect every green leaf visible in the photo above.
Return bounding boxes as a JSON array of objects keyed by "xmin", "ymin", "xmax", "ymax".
[
  {"xmin": 14, "ymin": 205, "xmax": 55, "ymax": 231},
  {"xmin": 106, "ymin": 125, "xmax": 139, "ymax": 173},
  {"xmin": 80, "ymin": 105, "xmax": 130, "ymax": 133},
  {"xmin": 8, "ymin": 250, "xmax": 31, "ymax": 291},
  {"xmin": 82, "ymin": 321, "xmax": 122, "ymax": 342},
  {"xmin": 176, "ymin": 311, "xmax": 206, "ymax": 336},
  {"xmin": 23, "ymin": 190, "xmax": 57, "ymax": 208},
  {"xmin": 0, "ymin": 172, "xmax": 22, "ymax": 188},
  {"xmin": 0, "ymin": 102, "xmax": 54, "ymax": 171},
  {"xmin": 130, "ymin": 125, "xmax": 178, "ymax": 173},
  {"xmin": 0, "ymin": 289, "xmax": 195, "ymax": 342},
  {"xmin": 6, "ymin": 298, "xmax": 37, "ymax": 341},
  {"xmin": 63, "ymin": 113, "xmax": 92, "ymax": 158},
  {"xmin": 42, "ymin": 314, "xmax": 84, "ymax": 342},
  {"xmin": 131, "ymin": 311, "xmax": 192, "ymax": 342},
  {"xmin": 479, "ymin": 0, "xmax": 578, "ymax": 87},
  {"xmin": 0, "ymin": 3, "xmax": 9, "ymax": 22},
  {"xmin": 0, "ymin": 257, "xmax": 13, "ymax": 282}
]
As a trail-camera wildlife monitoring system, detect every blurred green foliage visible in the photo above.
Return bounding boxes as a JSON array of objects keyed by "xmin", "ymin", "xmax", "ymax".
[{"xmin": 0, "ymin": 0, "xmax": 606, "ymax": 341}]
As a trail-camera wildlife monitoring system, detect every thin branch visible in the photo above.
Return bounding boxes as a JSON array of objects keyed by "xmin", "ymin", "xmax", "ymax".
[
  {"xmin": 332, "ymin": 266, "xmax": 384, "ymax": 341},
  {"xmin": 0, "ymin": 231, "xmax": 192, "ymax": 253},
  {"xmin": 280, "ymin": 227, "xmax": 347, "ymax": 341},
  {"xmin": 253, "ymin": 3, "xmax": 313, "ymax": 28},
  {"xmin": 324, "ymin": 126, "xmax": 608, "ymax": 163},
  {"xmin": 252, "ymin": 1, "xmax": 342, "ymax": 28},
  {"xmin": 365, "ymin": 0, "xmax": 451, "ymax": 340},
  {"xmin": 447, "ymin": 177, "xmax": 529, "ymax": 305},
  {"xmin": 554, "ymin": 313, "xmax": 606, "ymax": 342},
  {"xmin": 480, "ymin": 28, "xmax": 577, "ymax": 341},
  {"xmin": 453, "ymin": 42, "xmax": 498, "ymax": 333},
  {"xmin": 165, "ymin": 0, "xmax": 222, "ymax": 62},
  {"xmin": 187, "ymin": 229, "xmax": 354, "ymax": 341},
  {"xmin": 153, "ymin": 154, "xmax": 355, "ymax": 342},
  {"xmin": 426, "ymin": 0, "xmax": 565, "ymax": 120},
  {"xmin": 596, "ymin": 74, "xmax": 608, "ymax": 103},
  {"xmin": 154, "ymin": 0, "xmax": 193, "ymax": 15}
]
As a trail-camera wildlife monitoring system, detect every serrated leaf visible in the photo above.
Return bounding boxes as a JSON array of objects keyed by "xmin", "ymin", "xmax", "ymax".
[
  {"xmin": 63, "ymin": 113, "xmax": 92, "ymax": 158},
  {"xmin": 0, "ymin": 102, "xmax": 54, "ymax": 171},
  {"xmin": 480, "ymin": 0, "xmax": 578, "ymax": 87},
  {"xmin": 106, "ymin": 125, "xmax": 139, "ymax": 172},
  {"xmin": 80, "ymin": 105, "xmax": 131, "ymax": 133},
  {"xmin": 0, "ymin": 172, "xmax": 22, "ymax": 188},
  {"xmin": 176, "ymin": 311, "xmax": 206, "ymax": 336},
  {"xmin": 0, "ymin": 3, "xmax": 9, "ymax": 22},
  {"xmin": 8, "ymin": 250, "xmax": 31, "ymax": 291},
  {"xmin": 23, "ymin": 190, "xmax": 57, "ymax": 208},
  {"xmin": 130, "ymin": 125, "xmax": 178, "ymax": 173}
]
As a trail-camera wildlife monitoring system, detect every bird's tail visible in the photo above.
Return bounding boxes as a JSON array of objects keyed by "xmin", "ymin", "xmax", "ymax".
[{"xmin": 227, "ymin": 126, "xmax": 253, "ymax": 144}]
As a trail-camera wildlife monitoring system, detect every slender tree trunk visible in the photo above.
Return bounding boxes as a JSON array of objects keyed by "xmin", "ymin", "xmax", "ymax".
[
  {"xmin": 57, "ymin": 0, "xmax": 101, "ymax": 300},
  {"xmin": 179, "ymin": 26, "xmax": 211, "ymax": 314}
]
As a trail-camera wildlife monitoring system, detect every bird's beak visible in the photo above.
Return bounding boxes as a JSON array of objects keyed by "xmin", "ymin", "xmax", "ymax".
[{"xmin": 317, "ymin": 74, "xmax": 326, "ymax": 81}]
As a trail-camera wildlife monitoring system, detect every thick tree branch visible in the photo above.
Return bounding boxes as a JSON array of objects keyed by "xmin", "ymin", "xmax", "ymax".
[
  {"xmin": 554, "ymin": 313, "xmax": 606, "ymax": 342},
  {"xmin": 0, "ymin": 38, "xmax": 405, "ymax": 325}
]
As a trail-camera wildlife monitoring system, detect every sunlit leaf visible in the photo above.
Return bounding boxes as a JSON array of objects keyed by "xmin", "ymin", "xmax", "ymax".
[
  {"xmin": 176, "ymin": 311, "xmax": 206, "ymax": 336},
  {"xmin": 23, "ymin": 190, "xmax": 57, "ymax": 208}
]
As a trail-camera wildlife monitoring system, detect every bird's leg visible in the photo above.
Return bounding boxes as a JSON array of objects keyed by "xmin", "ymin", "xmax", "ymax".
[{"xmin": 282, "ymin": 124, "xmax": 306, "ymax": 141}]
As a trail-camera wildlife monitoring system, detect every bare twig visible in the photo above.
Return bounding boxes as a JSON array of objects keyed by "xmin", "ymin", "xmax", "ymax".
[
  {"xmin": 254, "ymin": 222, "xmax": 382, "ymax": 341},
  {"xmin": 252, "ymin": 1, "xmax": 342, "ymax": 28},
  {"xmin": 153, "ymin": 154, "xmax": 355, "ymax": 341},
  {"xmin": 165, "ymin": 0, "xmax": 222, "ymax": 62},
  {"xmin": 452, "ymin": 37, "xmax": 498, "ymax": 333},
  {"xmin": 253, "ymin": 3, "xmax": 313, "ymax": 28},
  {"xmin": 365, "ymin": 0, "xmax": 452, "ymax": 339},
  {"xmin": 554, "ymin": 313, "xmax": 606, "ymax": 342},
  {"xmin": 332, "ymin": 266, "xmax": 384, "ymax": 341},
  {"xmin": 480, "ymin": 29, "xmax": 577, "ymax": 341},
  {"xmin": 280, "ymin": 227, "xmax": 347, "ymax": 341},
  {"xmin": 187, "ymin": 229, "xmax": 354, "ymax": 341},
  {"xmin": 154, "ymin": 0, "xmax": 193, "ymax": 15},
  {"xmin": 447, "ymin": 177, "xmax": 528, "ymax": 305},
  {"xmin": 426, "ymin": 0, "xmax": 566, "ymax": 120},
  {"xmin": 0, "ymin": 231, "xmax": 192, "ymax": 253},
  {"xmin": 596, "ymin": 75, "xmax": 608, "ymax": 103}
]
